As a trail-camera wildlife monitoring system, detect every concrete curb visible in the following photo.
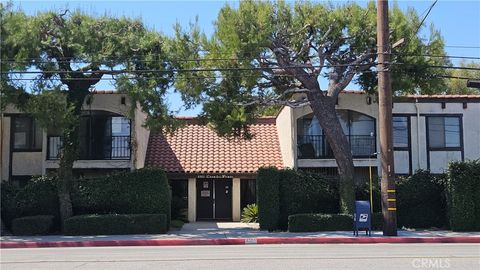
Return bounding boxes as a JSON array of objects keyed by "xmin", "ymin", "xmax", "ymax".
[{"xmin": 2, "ymin": 236, "xmax": 480, "ymax": 249}]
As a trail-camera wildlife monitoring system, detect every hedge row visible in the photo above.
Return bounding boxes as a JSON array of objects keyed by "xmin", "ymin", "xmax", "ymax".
[
  {"xmin": 11, "ymin": 215, "xmax": 54, "ymax": 236},
  {"xmin": 396, "ymin": 170, "xmax": 447, "ymax": 229},
  {"xmin": 64, "ymin": 214, "xmax": 167, "ymax": 235},
  {"xmin": 1, "ymin": 177, "xmax": 59, "ymax": 231},
  {"xmin": 71, "ymin": 168, "xmax": 171, "ymax": 227},
  {"xmin": 256, "ymin": 167, "xmax": 280, "ymax": 231},
  {"xmin": 288, "ymin": 213, "xmax": 383, "ymax": 232},
  {"xmin": 1, "ymin": 169, "xmax": 171, "ymax": 232},
  {"xmin": 446, "ymin": 160, "xmax": 480, "ymax": 231},
  {"xmin": 257, "ymin": 167, "xmax": 338, "ymax": 231}
]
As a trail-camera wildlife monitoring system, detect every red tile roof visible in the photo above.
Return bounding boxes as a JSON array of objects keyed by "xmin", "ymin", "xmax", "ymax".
[{"xmin": 145, "ymin": 118, "xmax": 284, "ymax": 174}]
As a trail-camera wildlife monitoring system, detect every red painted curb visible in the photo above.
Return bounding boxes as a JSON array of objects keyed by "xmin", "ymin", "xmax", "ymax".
[{"xmin": 1, "ymin": 236, "xmax": 479, "ymax": 249}]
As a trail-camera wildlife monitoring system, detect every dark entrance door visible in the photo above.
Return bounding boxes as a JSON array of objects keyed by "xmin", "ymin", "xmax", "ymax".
[
  {"xmin": 196, "ymin": 179, "xmax": 232, "ymax": 220},
  {"xmin": 214, "ymin": 179, "xmax": 232, "ymax": 220},
  {"xmin": 196, "ymin": 179, "xmax": 214, "ymax": 220}
]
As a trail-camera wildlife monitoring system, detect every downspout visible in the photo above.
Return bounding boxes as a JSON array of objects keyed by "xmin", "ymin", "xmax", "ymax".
[{"xmin": 415, "ymin": 98, "xmax": 421, "ymax": 170}]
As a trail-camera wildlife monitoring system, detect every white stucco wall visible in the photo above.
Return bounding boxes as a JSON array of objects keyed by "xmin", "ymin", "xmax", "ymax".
[
  {"xmin": 393, "ymin": 151, "xmax": 410, "ymax": 174},
  {"xmin": 276, "ymin": 106, "xmax": 295, "ymax": 168},
  {"xmin": 429, "ymin": 151, "xmax": 463, "ymax": 173},
  {"xmin": 82, "ymin": 93, "xmax": 130, "ymax": 116},
  {"xmin": 133, "ymin": 106, "xmax": 150, "ymax": 169},
  {"xmin": 11, "ymin": 152, "xmax": 43, "ymax": 176}
]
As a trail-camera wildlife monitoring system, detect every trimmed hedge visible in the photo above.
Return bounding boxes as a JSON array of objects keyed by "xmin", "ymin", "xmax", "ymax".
[
  {"xmin": 257, "ymin": 167, "xmax": 280, "ymax": 231},
  {"xmin": 396, "ymin": 170, "xmax": 447, "ymax": 229},
  {"xmin": 288, "ymin": 214, "xmax": 352, "ymax": 232},
  {"xmin": 12, "ymin": 215, "xmax": 54, "ymax": 235},
  {"xmin": 288, "ymin": 213, "xmax": 383, "ymax": 232},
  {"xmin": 64, "ymin": 214, "xmax": 167, "ymax": 235},
  {"xmin": 72, "ymin": 168, "xmax": 171, "ymax": 227},
  {"xmin": 257, "ymin": 167, "xmax": 338, "ymax": 231},
  {"xmin": 446, "ymin": 160, "xmax": 480, "ymax": 231},
  {"xmin": 278, "ymin": 169, "xmax": 338, "ymax": 230},
  {"xmin": 1, "ymin": 177, "xmax": 60, "ymax": 230}
]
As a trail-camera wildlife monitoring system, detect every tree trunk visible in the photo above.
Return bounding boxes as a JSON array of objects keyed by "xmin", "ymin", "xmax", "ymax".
[
  {"xmin": 56, "ymin": 87, "xmax": 90, "ymax": 225},
  {"xmin": 309, "ymin": 95, "xmax": 355, "ymax": 214},
  {"xmin": 56, "ymin": 128, "xmax": 78, "ymax": 224}
]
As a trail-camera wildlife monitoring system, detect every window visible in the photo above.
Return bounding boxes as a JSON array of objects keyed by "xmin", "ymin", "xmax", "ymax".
[
  {"xmin": 428, "ymin": 116, "xmax": 461, "ymax": 149},
  {"xmin": 297, "ymin": 110, "xmax": 376, "ymax": 158},
  {"xmin": 393, "ymin": 116, "xmax": 409, "ymax": 149},
  {"xmin": 12, "ymin": 116, "xmax": 42, "ymax": 151}
]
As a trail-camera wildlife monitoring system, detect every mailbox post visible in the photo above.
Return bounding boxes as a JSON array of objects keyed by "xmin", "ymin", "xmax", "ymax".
[{"xmin": 353, "ymin": 200, "xmax": 372, "ymax": 236}]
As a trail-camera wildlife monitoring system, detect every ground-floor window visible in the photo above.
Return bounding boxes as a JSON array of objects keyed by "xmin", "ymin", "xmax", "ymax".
[{"xmin": 240, "ymin": 179, "xmax": 256, "ymax": 210}]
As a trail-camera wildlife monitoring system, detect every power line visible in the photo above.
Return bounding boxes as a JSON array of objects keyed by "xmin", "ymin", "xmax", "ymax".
[
  {"xmin": 3, "ymin": 52, "xmax": 480, "ymax": 66},
  {"xmin": 3, "ymin": 62, "xmax": 480, "ymax": 77},
  {"xmin": 415, "ymin": 0, "xmax": 438, "ymax": 34}
]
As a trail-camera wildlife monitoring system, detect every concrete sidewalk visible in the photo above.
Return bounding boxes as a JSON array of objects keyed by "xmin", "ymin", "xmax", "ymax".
[{"xmin": 1, "ymin": 222, "xmax": 479, "ymax": 248}]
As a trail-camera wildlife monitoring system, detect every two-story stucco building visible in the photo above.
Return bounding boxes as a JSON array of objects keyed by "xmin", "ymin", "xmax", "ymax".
[
  {"xmin": 1, "ymin": 90, "xmax": 479, "ymax": 222},
  {"xmin": 0, "ymin": 91, "xmax": 150, "ymax": 184}
]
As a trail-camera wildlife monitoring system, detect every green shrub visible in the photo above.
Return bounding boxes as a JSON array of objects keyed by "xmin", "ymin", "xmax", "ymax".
[
  {"xmin": 171, "ymin": 195, "xmax": 188, "ymax": 222},
  {"xmin": 257, "ymin": 167, "xmax": 281, "ymax": 231},
  {"xmin": 1, "ymin": 177, "xmax": 59, "ymax": 231},
  {"xmin": 257, "ymin": 168, "xmax": 339, "ymax": 231},
  {"xmin": 355, "ymin": 179, "xmax": 381, "ymax": 214},
  {"xmin": 170, "ymin": 219, "xmax": 185, "ymax": 229},
  {"xmin": 278, "ymin": 170, "xmax": 338, "ymax": 230},
  {"xmin": 72, "ymin": 168, "xmax": 171, "ymax": 227},
  {"xmin": 396, "ymin": 170, "xmax": 447, "ymax": 229},
  {"xmin": 12, "ymin": 215, "xmax": 54, "ymax": 235},
  {"xmin": 241, "ymin": 204, "xmax": 258, "ymax": 223},
  {"xmin": 372, "ymin": 212, "xmax": 383, "ymax": 231},
  {"xmin": 64, "ymin": 214, "xmax": 167, "ymax": 235},
  {"xmin": 0, "ymin": 182, "xmax": 20, "ymax": 230},
  {"xmin": 288, "ymin": 214, "xmax": 352, "ymax": 232},
  {"xmin": 446, "ymin": 160, "xmax": 480, "ymax": 231}
]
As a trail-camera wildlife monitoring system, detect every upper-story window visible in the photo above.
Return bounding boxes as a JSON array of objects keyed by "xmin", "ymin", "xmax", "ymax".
[
  {"xmin": 393, "ymin": 116, "xmax": 409, "ymax": 149},
  {"xmin": 297, "ymin": 110, "xmax": 376, "ymax": 158},
  {"xmin": 12, "ymin": 116, "xmax": 42, "ymax": 151},
  {"xmin": 427, "ymin": 116, "xmax": 461, "ymax": 149}
]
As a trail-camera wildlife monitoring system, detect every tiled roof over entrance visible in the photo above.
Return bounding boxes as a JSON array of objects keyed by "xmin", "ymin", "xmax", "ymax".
[{"xmin": 145, "ymin": 118, "xmax": 284, "ymax": 174}]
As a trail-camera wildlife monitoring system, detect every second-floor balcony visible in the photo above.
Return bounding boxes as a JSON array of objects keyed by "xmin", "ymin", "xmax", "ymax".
[
  {"xmin": 297, "ymin": 135, "xmax": 376, "ymax": 159},
  {"xmin": 47, "ymin": 135, "xmax": 131, "ymax": 160}
]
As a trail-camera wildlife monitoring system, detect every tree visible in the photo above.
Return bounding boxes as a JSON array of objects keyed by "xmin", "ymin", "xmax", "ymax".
[
  {"xmin": 445, "ymin": 61, "xmax": 480, "ymax": 94},
  {"xmin": 173, "ymin": 1, "xmax": 448, "ymax": 213},
  {"xmin": 1, "ymin": 6, "xmax": 177, "ymax": 223}
]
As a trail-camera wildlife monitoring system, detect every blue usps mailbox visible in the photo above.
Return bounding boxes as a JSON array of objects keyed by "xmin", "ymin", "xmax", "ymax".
[{"xmin": 353, "ymin": 200, "xmax": 371, "ymax": 236}]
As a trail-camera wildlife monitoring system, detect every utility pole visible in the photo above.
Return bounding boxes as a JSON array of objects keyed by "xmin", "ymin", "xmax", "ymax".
[{"xmin": 376, "ymin": 0, "xmax": 397, "ymax": 236}]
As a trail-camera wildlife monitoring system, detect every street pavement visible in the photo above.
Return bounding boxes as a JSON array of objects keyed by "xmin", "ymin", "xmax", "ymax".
[{"xmin": 1, "ymin": 243, "xmax": 479, "ymax": 270}]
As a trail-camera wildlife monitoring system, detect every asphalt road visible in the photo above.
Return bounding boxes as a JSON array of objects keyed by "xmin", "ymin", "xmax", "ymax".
[{"xmin": 1, "ymin": 243, "xmax": 479, "ymax": 270}]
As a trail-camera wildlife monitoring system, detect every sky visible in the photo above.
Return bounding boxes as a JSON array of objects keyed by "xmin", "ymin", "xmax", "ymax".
[{"xmin": 8, "ymin": 0, "xmax": 480, "ymax": 116}]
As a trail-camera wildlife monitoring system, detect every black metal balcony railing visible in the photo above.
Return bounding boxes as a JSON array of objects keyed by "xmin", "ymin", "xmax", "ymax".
[
  {"xmin": 47, "ymin": 136, "xmax": 131, "ymax": 160},
  {"xmin": 297, "ymin": 135, "xmax": 376, "ymax": 159}
]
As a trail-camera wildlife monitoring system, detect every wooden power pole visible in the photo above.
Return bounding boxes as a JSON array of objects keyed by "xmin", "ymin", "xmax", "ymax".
[{"xmin": 376, "ymin": 0, "xmax": 397, "ymax": 236}]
